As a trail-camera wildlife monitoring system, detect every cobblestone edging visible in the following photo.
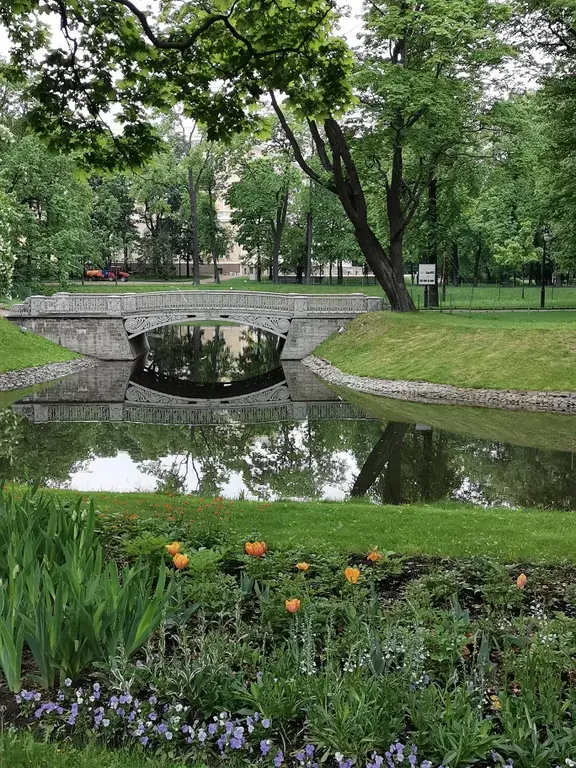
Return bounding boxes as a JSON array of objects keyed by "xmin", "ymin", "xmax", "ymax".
[
  {"xmin": 303, "ymin": 356, "xmax": 576, "ymax": 415},
  {"xmin": 0, "ymin": 358, "xmax": 99, "ymax": 392}
]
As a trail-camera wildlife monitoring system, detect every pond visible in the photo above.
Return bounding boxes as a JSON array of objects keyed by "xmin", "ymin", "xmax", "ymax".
[{"xmin": 2, "ymin": 323, "xmax": 576, "ymax": 509}]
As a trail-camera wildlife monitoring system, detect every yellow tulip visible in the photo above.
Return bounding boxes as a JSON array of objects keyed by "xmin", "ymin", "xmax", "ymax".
[
  {"xmin": 173, "ymin": 553, "xmax": 189, "ymax": 570},
  {"xmin": 344, "ymin": 567, "xmax": 361, "ymax": 584}
]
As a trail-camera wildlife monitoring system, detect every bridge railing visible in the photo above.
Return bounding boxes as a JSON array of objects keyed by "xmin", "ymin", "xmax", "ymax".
[{"xmin": 9, "ymin": 291, "xmax": 384, "ymax": 318}]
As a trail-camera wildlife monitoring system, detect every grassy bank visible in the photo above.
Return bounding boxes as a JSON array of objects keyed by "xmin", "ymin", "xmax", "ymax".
[
  {"xmin": 0, "ymin": 318, "xmax": 78, "ymax": 374},
  {"xmin": 317, "ymin": 311, "xmax": 576, "ymax": 391},
  {"xmin": 17, "ymin": 488, "xmax": 576, "ymax": 563}
]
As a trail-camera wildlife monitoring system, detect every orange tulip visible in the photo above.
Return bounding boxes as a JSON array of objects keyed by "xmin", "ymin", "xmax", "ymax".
[
  {"xmin": 516, "ymin": 573, "xmax": 527, "ymax": 590},
  {"xmin": 344, "ymin": 566, "xmax": 361, "ymax": 584},
  {"xmin": 367, "ymin": 547, "xmax": 383, "ymax": 563},
  {"xmin": 166, "ymin": 541, "xmax": 181, "ymax": 556},
  {"xmin": 173, "ymin": 553, "xmax": 189, "ymax": 570},
  {"xmin": 244, "ymin": 541, "xmax": 267, "ymax": 557},
  {"xmin": 296, "ymin": 562, "xmax": 310, "ymax": 572},
  {"xmin": 285, "ymin": 598, "xmax": 301, "ymax": 614}
]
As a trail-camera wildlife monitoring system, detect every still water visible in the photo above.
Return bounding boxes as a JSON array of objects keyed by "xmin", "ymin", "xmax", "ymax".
[{"xmin": 3, "ymin": 323, "xmax": 576, "ymax": 509}]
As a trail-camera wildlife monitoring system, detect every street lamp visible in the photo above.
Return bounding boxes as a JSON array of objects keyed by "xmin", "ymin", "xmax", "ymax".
[{"xmin": 541, "ymin": 228, "xmax": 553, "ymax": 309}]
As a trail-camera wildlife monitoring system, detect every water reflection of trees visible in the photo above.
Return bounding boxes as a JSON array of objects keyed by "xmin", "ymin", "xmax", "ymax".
[
  {"xmin": 146, "ymin": 324, "xmax": 281, "ymax": 382},
  {"xmin": 4, "ymin": 410, "xmax": 576, "ymax": 509}
]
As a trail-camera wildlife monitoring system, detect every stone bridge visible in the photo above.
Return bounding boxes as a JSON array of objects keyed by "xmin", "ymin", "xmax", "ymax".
[{"xmin": 7, "ymin": 291, "xmax": 383, "ymax": 360}]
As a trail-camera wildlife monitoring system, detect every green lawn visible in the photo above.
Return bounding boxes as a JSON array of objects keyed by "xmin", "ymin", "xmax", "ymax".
[
  {"xmin": 0, "ymin": 734, "xmax": 181, "ymax": 768},
  {"xmin": 21, "ymin": 488, "xmax": 576, "ymax": 563},
  {"xmin": 7, "ymin": 279, "xmax": 576, "ymax": 309},
  {"xmin": 317, "ymin": 311, "xmax": 576, "ymax": 391},
  {"xmin": 0, "ymin": 318, "xmax": 79, "ymax": 374}
]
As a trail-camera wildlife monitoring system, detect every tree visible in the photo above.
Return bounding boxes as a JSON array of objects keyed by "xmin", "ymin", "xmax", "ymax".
[
  {"xmin": 271, "ymin": 0, "xmax": 512, "ymax": 308},
  {"xmin": 227, "ymin": 158, "xmax": 298, "ymax": 281},
  {"xmin": 198, "ymin": 144, "xmax": 232, "ymax": 284},
  {"xmin": 90, "ymin": 173, "xmax": 138, "ymax": 270},
  {"xmin": 0, "ymin": 133, "xmax": 95, "ymax": 288}
]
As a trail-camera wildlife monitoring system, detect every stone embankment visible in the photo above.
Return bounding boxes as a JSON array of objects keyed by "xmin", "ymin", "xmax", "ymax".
[
  {"xmin": 304, "ymin": 356, "xmax": 576, "ymax": 414},
  {"xmin": 0, "ymin": 358, "xmax": 98, "ymax": 392}
]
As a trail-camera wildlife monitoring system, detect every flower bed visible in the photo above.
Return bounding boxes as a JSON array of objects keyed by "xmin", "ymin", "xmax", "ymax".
[{"xmin": 1, "ymin": 490, "xmax": 576, "ymax": 768}]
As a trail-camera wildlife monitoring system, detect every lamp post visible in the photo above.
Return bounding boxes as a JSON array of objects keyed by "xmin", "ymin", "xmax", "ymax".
[{"xmin": 541, "ymin": 228, "xmax": 552, "ymax": 309}]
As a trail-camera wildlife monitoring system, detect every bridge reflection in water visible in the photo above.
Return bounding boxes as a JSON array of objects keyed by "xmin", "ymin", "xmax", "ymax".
[{"xmin": 12, "ymin": 359, "xmax": 371, "ymax": 426}]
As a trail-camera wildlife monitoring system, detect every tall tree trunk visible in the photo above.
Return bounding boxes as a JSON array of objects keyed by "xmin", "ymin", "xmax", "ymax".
[
  {"xmin": 272, "ymin": 188, "xmax": 289, "ymax": 284},
  {"xmin": 329, "ymin": 261, "xmax": 333, "ymax": 284},
  {"xmin": 304, "ymin": 209, "xmax": 312, "ymax": 285},
  {"xmin": 473, "ymin": 236, "xmax": 482, "ymax": 288},
  {"xmin": 296, "ymin": 261, "xmax": 303, "ymax": 284},
  {"xmin": 451, "ymin": 242, "xmax": 460, "ymax": 286},
  {"xmin": 426, "ymin": 173, "xmax": 439, "ymax": 307},
  {"xmin": 187, "ymin": 167, "xmax": 201, "ymax": 286},
  {"xmin": 351, "ymin": 423, "xmax": 410, "ymax": 498},
  {"xmin": 337, "ymin": 259, "xmax": 343, "ymax": 285},
  {"xmin": 212, "ymin": 244, "xmax": 220, "ymax": 283},
  {"xmin": 355, "ymin": 224, "xmax": 415, "ymax": 311},
  {"xmin": 271, "ymin": 101, "xmax": 416, "ymax": 311}
]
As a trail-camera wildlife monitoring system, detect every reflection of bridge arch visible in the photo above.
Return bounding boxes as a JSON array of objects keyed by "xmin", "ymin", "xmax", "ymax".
[{"xmin": 126, "ymin": 366, "xmax": 290, "ymax": 406}]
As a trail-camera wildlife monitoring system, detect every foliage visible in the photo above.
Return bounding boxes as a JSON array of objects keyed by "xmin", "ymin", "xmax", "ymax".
[
  {"xmin": 0, "ymin": 491, "xmax": 183, "ymax": 691},
  {"xmin": 1, "ymin": 484, "xmax": 575, "ymax": 767}
]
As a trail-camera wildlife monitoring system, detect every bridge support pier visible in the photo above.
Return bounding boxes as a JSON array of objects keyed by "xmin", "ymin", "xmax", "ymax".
[
  {"xmin": 281, "ymin": 319, "xmax": 348, "ymax": 360},
  {"xmin": 13, "ymin": 317, "xmax": 136, "ymax": 360}
]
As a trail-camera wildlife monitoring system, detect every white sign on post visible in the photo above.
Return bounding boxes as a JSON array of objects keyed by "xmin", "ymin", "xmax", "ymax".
[{"xmin": 418, "ymin": 264, "xmax": 436, "ymax": 285}]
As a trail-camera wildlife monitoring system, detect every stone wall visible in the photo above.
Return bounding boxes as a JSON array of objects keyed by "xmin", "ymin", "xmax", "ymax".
[
  {"xmin": 304, "ymin": 355, "xmax": 576, "ymax": 415},
  {"xmin": 281, "ymin": 319, "xmax": 348, "ymax": 360},
  {"xmin": 14, "ymin": 317, "xmax": 135, "ymax": 360}
]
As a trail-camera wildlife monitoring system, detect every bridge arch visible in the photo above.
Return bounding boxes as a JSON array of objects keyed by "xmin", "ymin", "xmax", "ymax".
[{"xmin": 123, "ymin": 311, "xmax": 292, "ymax": 340}]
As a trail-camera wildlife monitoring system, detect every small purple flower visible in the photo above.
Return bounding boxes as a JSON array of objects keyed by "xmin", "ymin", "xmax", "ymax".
[
  {"xmin": 67, "ymin": 715, "xmax": 76, "ymax": 726},
  {"xmin": 102, "ymin": 718, "xmax": 110, "ymax": 727},
  {"xmin": 64, "ymin": 678, "xmax": 72, "ymax": 687},
  {"xmin": 233, "ymin": 726, "xmax": 244, "ymax": 740},
  {"xmin": 109, "ymin": 696, "xmax": 119, "ymax": 709},
  {"xmin": 253, "ymin": 711, "xmax": 260, "ymax": 722},
  {"xmin": 260, "ymin": 740, "xmax": 271, "ymax": 756},
  {"xmin": 296, "ymin": 751, "xmax": 305, "ymax": 762},
  {"xmin": 149, "ymin": 712, "xmax": 157, "ymax": 721},
  {"xmin": 140, "ymin": 736, "xmax": 149, "ymax": 746},
  {"xmin": 208, "ymin": 723, "xmax": 218, "ymax": 735},
  {"xmin": 230, "ymin": 737, "xmax": 242, "ymax": 749},
  {"xmin": 262, "ymin": 718, "xmax": 271, "ymax": 729},
  {"xmin": 165, "ymin": 731, "xmax": 173, "ymax": 740},
  {"xmin": 306, "ymin": 745, "xmax": 315, "ymax": 758},
  {"xmin": 198, "ymin": 728, "xmax": 207, "ymax": 743},
  {"xmin": 157, "ymin": 723, "xmax": 168, "ymax": 734},
  {"xmin": 274, "ymin": 750, "xmax": 284, "ymax": 767},
  {"xmin": 148, "ymin": 695, "xmax": 157, "ymax": 705}
]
